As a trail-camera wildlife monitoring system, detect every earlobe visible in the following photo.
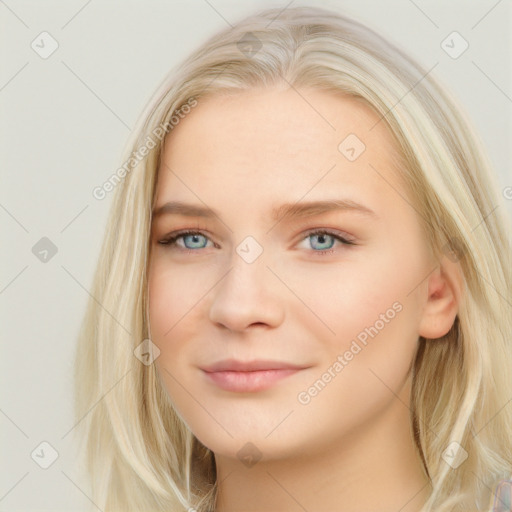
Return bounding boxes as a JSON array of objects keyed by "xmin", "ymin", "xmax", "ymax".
[{"xmin": 418, "ymin": 255, "xmax": 463, "ymax": 340}]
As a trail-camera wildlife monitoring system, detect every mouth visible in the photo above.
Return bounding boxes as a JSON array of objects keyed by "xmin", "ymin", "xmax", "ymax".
[{"xmin": 200, "ymin": 359, "xmax": 308, "ymax": 392}]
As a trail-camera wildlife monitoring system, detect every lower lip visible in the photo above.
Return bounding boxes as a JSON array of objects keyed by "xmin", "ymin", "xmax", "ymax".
[{"xmin": 202, "ymin": 369, "xmax": 301, "ymax": 392}]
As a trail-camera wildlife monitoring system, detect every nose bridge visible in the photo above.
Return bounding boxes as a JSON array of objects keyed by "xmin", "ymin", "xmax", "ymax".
[
  {"xmin": 225, "ymin": 234, "xmax": 271, "ymax": 293},
  {"xmin": 220, "ymin": 240, "xmax": 271, "ymax": 304},
  {"xmin": 208, "ymin": 236, "xmax": 284, "ymax": 330}
]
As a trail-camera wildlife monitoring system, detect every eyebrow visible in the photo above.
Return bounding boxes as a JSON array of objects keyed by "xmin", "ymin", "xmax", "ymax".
[{"xmin": 152, "ymin": 199, "xmax": 378, "ymax": 222}]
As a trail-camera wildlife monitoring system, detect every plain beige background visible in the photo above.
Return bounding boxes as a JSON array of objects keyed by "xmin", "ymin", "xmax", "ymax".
[{"xmin": 1, "ymin": 1, "xmax": 511, "ymax": 510}]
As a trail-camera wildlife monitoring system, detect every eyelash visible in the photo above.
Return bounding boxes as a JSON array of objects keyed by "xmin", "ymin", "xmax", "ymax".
[{"xmin": 157, "ymin": 229, "xmax": 356, "ymax": 256}]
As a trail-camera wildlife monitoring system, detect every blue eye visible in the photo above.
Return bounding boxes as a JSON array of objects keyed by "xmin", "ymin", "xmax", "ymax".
[
  {"xmin": 181, "ymin": 233, "xmax": 208, "ymax": 249},
  {"xmin": 158, "ymin": 229, "xmax": 355, "ymax": 254},
  {"xmin": 299, "ymin": 230, "xmax": 355, "ymax": 253},
  {"xmin": 309, "ymin": 232, "xmax": 335, "ymax": 251},
  {"xmin": 158, "ymin": 231, "xmax": 213, "ymax": 250}
]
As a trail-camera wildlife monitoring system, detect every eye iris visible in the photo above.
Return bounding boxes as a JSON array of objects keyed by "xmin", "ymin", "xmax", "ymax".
[
  {"xmin": 184, "ymin": 234, "xmax": 207, "ymax": 249},
  {"xmin": 311, "ymin": 233, "xmax": 334, "ymax": 251}
]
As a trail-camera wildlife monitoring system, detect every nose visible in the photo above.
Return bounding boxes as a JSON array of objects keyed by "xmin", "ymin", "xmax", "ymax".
[{"xmin": 208, "ymin": 250, "xmax": 285, "ymax": 332}]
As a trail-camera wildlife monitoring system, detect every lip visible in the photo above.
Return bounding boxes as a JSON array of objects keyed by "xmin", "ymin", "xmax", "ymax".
[
  {"xmin": 200, "ymin": 359, "xmax": 307, "ymax": 392},
  {"xmin": 201, "ymin": 358, "xmax": 306, "ymax": 372}
]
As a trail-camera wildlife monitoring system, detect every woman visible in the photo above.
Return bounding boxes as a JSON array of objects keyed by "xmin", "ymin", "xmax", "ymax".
[{"xmin": 74, "ymin": 6, "xmax": 512, "ymax": 511}]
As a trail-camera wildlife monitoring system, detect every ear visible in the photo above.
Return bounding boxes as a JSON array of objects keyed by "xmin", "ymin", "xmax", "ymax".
[{"xmin": 418, "ymin": 254, "xmax": 463, "ymax": 339}]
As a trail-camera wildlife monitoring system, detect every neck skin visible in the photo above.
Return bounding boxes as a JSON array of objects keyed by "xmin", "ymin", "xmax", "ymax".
[{"xmin": 213, "ymin": 373, "xmax": 432, "ymax": 512}]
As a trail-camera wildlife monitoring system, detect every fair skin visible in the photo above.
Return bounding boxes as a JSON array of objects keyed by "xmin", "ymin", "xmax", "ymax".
[{"xmin": 148, "ymin": 86, "xmax": 461, "ymax": 512}]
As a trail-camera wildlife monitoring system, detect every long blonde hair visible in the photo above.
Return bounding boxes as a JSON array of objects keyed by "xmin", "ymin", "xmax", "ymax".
[{"xmin": 74, "ymin": 6, "xmax": 512, "ymax": 511}]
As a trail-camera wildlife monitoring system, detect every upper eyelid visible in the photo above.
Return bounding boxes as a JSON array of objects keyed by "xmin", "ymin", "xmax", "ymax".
[
  {"xmin": 300, "ymin": 227, "xmax": 354, "ymax": 241},
  {"xmin": 160, "ymin": 229, "xmax": 215, "ymax": 242},
  {"xmin": 158, "ymin": 228, "xmax": 352, "ymax": 239},
  {"xmin": 158, "ymin": 228, "xmax": 355, "ymax": 247},
  {"xmin": 162, "ymin": 230, "xmax": 217, "ymax": 247}
]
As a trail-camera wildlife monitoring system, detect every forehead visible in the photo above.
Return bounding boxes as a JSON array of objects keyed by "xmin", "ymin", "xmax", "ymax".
[
  {"xmin": 154, "ymin": 87, "xmax": 407, "ymax": 220},
  {"xmin": 163, "ymin": 87, "xmax": 397, "ymax": 159}
]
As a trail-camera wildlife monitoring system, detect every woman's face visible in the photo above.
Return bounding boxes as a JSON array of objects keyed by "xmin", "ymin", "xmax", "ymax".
[{"xmin": 148, "ymin": 87, "xmax": 436, "ymax": 462}]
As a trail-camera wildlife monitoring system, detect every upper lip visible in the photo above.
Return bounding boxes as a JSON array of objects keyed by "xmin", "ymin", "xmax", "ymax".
[{"xmin": 201, "ymin": 359, "xmax": 307, "ymax": 372}]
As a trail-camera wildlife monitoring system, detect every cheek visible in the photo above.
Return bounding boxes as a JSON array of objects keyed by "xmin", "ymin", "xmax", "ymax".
[
  {"xmin": 148, "ymin": 263, "xmax": 206, "ymax": 409},
  {"xmin": 148, "ymin": 265, "xmax": 198, "ymax": 384},
  {"xmin": 289, "ymin": 274, "xmax": 419, "ymax": 442},
  {"xmin": 283, "ymin": 249, "xmax": 398, "ymax": 336},
  {"xmin": 148, "ymin": 258, "xmax": 211, "ymax": 341},
  {"xmin": 286, "ymin": 244, "xmax": 422, "ymax": 373},
  {"xmin": 148, "ymin": 263, "xmax": 176, "ymax": 341}
]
